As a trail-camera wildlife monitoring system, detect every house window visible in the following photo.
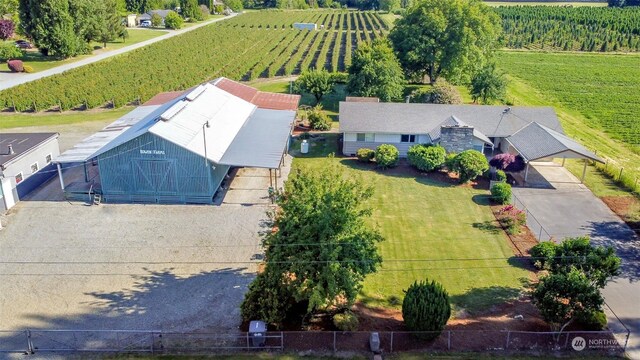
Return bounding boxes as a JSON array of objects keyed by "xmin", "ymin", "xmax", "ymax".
[
  {"xmin": 45, "ymin": 154, "xmax": 52, "ymax": 164},
  {"xmin": 30, "ymin": 162, "xmax": 39, "ymax": 174},
  {"xmin": 15, "ymin": 172, "xmax": 23, "ymax": 184},
  {"xmin": 401, "ymin": 134, "xmax": 416, "ymax": 143},
  {"xmin": 356, "ymin": 133, "xmax": 374, "ymax": 142}
]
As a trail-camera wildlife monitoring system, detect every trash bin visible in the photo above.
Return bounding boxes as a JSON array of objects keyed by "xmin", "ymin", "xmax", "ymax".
[
  {"xmin": 301, "ymin": 140, "xmax": 309, "ymax": 154},
  {"xmin": 249, "ymin": 320, "xmax": 267, "ymax": 347},
  {"xmin": 369, "ymin": 332, "xmax": 380, "ymax": 352}
]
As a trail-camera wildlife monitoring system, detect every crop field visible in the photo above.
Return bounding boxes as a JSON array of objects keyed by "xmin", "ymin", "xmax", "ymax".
[
  {"xmin": 496, "ymin": 6, "xmax": 640, "ymax": 52},
  {"xmin": 499, "ymin": 51, "xmax": 640, "ymax": 192},
  {"xmin": 0, "ymin": 11, "xmax": 385, "ymax": 113}
]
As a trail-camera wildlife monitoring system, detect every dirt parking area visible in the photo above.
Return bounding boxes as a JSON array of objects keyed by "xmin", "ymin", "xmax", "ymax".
[{"xmin": 0, "ymin": 185, "xmax": 268, "ymax": 338}]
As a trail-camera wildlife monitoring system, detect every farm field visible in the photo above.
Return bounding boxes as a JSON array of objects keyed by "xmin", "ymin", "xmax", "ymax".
[
  {"xmin": 292, "ymin": 135, "xmax": 529, "ymax": 315},
  {"xmin": 498, "ymin": 51, "xmax": 640, "ymax": 193},
  {"xmin": 0, "ymin": 10, "xmax": 385, "ymax": 113},
  {"xmin": 485, "ymin": 1, "xmax": 607, "ymax": 5},
  {"xmin": 0, "ymin": 107, "xmax": 132, "ymax": 129}
]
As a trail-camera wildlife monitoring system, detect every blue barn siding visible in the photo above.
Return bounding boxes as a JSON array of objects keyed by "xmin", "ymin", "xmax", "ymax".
[{"xmin": 97, "ymin": 133, "xmax": 229, "ymax": 204}]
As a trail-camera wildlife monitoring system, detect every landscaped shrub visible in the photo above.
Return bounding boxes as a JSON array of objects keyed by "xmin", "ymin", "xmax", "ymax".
[
  {"xmin": 498, "ymin": 205, "xmax": 526, "ymax": 235},
  {"xmin": 407, "ymin": 144, "xmax": 446, "ymax": 172},
  {"xmin": 23, "ymin": 65, "xmax": 33, "ymax": 73},
  {"xmin": 444, "ymin": 152, "xmax": 457, "ymax": 171},
  {"xmin": 7, "ymin": 59, "xmax": 23, "ymax": 73},
  {"xmin": 306, "ymin": 105, "xmax": 332, "ymax": 131},
  {"xmin": 164, "ymin": 11, "xmax": 184, "ymax": 29},
  {"xmin": 240, "ymin": 271, "xmax": 293, "ymax": 326},
  {"xmin": 489, "ymin": 153, "xmax": 526, "ymax": 172},
  {"xmin": 576, "ymin": 310, "xmax": 608, "ymax": 331},
  {"xmin": 375, "ymin": 144, "xmax": 399, "ymax": 169},
  {"xmin": 356, "ymin": 148, "xmax": 375, "ymax": 163},
  {"xmin": 333, "ymin": 310, "xmax": 359, "ymax": 331},
  {"xmin": 410, "ymin": 79, "xmax": 462, "ymax": 104},
  {"xmin": 450, "ymin": 150, "xmax": 489, "ymax": 183},
  {"xmin": 402, "ymin": 279, "xmax": 451, "ymax": 340},
  {"xmin": 0, "ymin": 19, "xmax": 14, "ymax": 41},
  {"xmin": 495, "ymin": 169, "xmax": 507, "ymax": 182},
  {"xmin": 0, "ymin": 42, "xmax": 21, "ymax": 62},
  {"xmin": 530, "ymin": 241, "xmax": 557, "ymax": 270},
  {"xmin": 491, "ymin": 182, "xmax": 512, "ymax": 204}
]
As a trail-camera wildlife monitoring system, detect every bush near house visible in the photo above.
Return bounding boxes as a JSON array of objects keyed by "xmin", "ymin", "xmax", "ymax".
[
  {"xmin": 497, "ymin": 205, "xmax": 526, "ymax": 235},
  {"xmin": 356, "ymin": 148, "xmax": 375, "ymax": 163},
  {"xmin": 495, "ymin": 169, "xmax": 507, "ymax": 182},
  {"xmin": 164, "ymin": 11, "xmax": 183, "ymax": 29},
  {"xmin": 7, "ymin": 59, "xmax": 23, "ymax": 72},
  {"xmin": 407, "ymin": 144, "xmax": 446, "ymax": 172},
  {"xmin": 0, "ymin": 42, "xmax": 21, "ymax": 62},
  {"xmin": 450, "ymin": 150, "xmax": 489, "ymax": 183},
  {"xmin": 491, "ymin": 182, "xmax": 512, "ymax": 205},
  {"xmin": 333, "ymin": 311, "xmax": 359, "ymax": 331},
  {"xmin": 490, "ymin": 153, "xmax": 526, "ymax": 173},
  {"xmin": 375, "ymin": 144, "xmax": 399, "ymax": 169},
  {"xmin": 410, "ymin": 79, "xmax": 462, "ymax": 104},
  {"xmin": 402, "ymin": 279, "xmax": 451, "ymax": 340},
  {"xmin": 306, "ymin": 105, "xmax": 331, "ymax": 131}
]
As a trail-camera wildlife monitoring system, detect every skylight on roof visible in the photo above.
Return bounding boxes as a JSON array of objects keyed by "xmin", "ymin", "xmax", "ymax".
[
  {"xmin": 186, "ymin": 85, "xmax": 207, "ymax": 101},
  {"xmin": 160, "ymin": 100, "xmax": 188, "ymax": 121}
]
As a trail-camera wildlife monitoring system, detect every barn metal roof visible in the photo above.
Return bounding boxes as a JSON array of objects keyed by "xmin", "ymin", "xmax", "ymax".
[
  {"xmin": 219, "ymin": 109, "xmax": 295, "ymax": 169},
  {"xmin": 212, "ymin": 78, "xmax": 300, "ymax": 111},
  {"xmin": 505, "ymin": 122, "xmax": 603, "ymax": 163}
]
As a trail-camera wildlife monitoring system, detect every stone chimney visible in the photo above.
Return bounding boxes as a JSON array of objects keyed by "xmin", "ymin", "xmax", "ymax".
[
  {"xmin": 440, "ymin": 125, "xmax": 474, "ymax": 153},
  {"xmin": 8, "ymin": 144, "xmax": 14, "ymax": 155}
]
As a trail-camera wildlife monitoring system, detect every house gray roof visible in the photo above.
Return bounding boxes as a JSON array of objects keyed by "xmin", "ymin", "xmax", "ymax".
[
  {"xmin": 339, "ymin": 103, "xmax": 563, "ymax": 138},
  {"xmin": 148, "ymin": 9, "xmax": 172, "ymax": 18},
  {"xmin": 428, "ymin": 115, "xmax": 493, "ymax": 145},
  {"xmin": 506, "ymin": 122, "xmax": 603, "ymax": 163},
  {"xmin": 0, "ymin": 133, "xmax": 58, "ymax": 168}
]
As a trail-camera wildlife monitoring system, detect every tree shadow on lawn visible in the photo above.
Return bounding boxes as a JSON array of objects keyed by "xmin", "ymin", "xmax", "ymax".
[
  {"xmin": 472, "ymin": 220, "xmax": 502, "ymax": 234},
  {"xmin": 450, "ymin": 286, "xmax": 523, "ymax": 316}
]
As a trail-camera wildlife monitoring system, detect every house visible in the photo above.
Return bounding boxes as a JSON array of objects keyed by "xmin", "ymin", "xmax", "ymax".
[
  {"xmin": 137, "ymin": 10, "xmax": 173, "ymax": 26},
  {"xmin": 0, "ymin": 133, "xmax": 60, "ymax": 211},
  {"xmin": 126, "ymin": 14, "xmax": 137, "ymax": 27},
  {"xmin": 53, "ymin": 78, "xmax": 300, "ymax": 204},
  {"xmin": 339, "ymin": 102, "xmax": 602, "ymax": 181}
]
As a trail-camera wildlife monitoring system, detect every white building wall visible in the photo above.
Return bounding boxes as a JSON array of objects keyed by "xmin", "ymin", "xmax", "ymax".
[
  {"xmin": 342, "ymin": 132, "xmax": 431, "ymax": 157},
  {"xmin": 2, "ymin": 137, "xmax": 60, "ymax": 188}
]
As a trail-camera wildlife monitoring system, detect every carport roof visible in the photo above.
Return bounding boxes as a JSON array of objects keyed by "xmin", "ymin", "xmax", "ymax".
[
  {"xmin": 219, "ymin": 108, "xmax": 296, "ymax": 168},
  {"xmin": 506, "ymin": 122, "xmax": 603, "ymax": 163}
]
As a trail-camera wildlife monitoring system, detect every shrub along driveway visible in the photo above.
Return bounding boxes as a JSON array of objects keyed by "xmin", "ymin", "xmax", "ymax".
[{"xmin": 512, "ymin": 165, "xmax": 640, "ymax": 359}]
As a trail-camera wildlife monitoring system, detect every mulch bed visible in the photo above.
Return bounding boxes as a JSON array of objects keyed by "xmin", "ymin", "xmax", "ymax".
[
  {"xmin": 490, "ymin": 204, "xmax": 540, "ymax": 257},
  {"xmin": 601, "ymin": 195, "xmax": 640, "ymax": 237}
]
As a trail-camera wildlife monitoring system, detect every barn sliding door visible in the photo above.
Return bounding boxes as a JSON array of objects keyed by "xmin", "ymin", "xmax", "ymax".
[{"xmin": 133, "ymin": 159, "xmax": 178, "ymax": 196}]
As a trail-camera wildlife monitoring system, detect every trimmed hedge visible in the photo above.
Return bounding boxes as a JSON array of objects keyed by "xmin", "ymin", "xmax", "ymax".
[
  {"xmin": 356, "ymin": 148, "xmax": 375, "ymax": 163},
  {"xmin": 375, "ymin": 144, "xmax": 399, "ymax": 169},
  {"xmin": 407, "ymin": 144, "xmax": 446, "ymax": 172},
  {"xmin": 491, "ymin": 182, "xmax": 512, "ymax": 204}
]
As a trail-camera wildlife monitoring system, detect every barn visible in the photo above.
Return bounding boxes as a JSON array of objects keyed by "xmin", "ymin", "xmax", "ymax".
[{"xmin": 53, "ymin": 78, "xmax": 300, "ymax": 204}]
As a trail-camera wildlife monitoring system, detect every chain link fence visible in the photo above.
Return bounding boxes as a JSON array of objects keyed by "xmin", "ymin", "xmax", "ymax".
[
  {"xmin": 511, "ymin": 192, "xmax": 553, "ymax": 241},
  {"xmin": 0, "ymin": 329, "xmax": 628, "ymax": 356}
]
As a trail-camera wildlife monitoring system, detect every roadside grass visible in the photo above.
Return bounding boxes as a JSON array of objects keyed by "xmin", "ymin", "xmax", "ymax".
[
  {"xmin": 4, "ymin": 30, "xmax": 167, "ymax": 73},
  {"xmin": 499, "ymin": 52, "xmax": 640, "ymax": 196},
  {"xmin": 292, "ymin": 134, "xmax": 529, "ymax": 315},
  {"xmin": 0, "ymin": 107, "xmax": 133, "ymax": 129}
]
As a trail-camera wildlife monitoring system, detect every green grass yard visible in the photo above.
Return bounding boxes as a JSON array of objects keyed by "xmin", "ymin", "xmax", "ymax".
[
  {"xmin": 292, "ymin": 135, "xmax": 529, "ymax": 315},
  {"xmin": 0, "ymin": 107, "xmax": 132, "ymax": 129}
]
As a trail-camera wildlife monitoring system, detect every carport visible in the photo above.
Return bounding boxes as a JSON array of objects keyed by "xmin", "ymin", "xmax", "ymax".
[{"xmin": 505, "ymin": 122, "xmax": 603, "ymax": 184}]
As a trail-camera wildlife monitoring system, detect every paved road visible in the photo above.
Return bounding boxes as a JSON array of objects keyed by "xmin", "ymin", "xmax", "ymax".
[
  {"xmin": 0, "ymin": 14, "xmax": 236, "ymax": 91},
  {"xmin": 513, "ymin": 162, "xmax": 640, "ymax": 359}
]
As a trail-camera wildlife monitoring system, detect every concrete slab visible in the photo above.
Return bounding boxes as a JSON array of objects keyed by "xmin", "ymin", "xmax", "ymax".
[{"xmin": 222, "ymin": 155, "xmax": 293, "ymax": 206}]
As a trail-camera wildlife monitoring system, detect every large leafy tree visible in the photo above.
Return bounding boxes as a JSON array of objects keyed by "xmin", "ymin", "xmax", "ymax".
[
  {"xmin": 125, "ymin": 0, "xmax": 149, "ymax": 12},
  {"xmin": 347, "ymin": 39, "xmax": 406, "ymax": 102},
  {"xmin": 180, "ymin": 0, "xmax": 203, "ymax": 20},
  {"xmin": 389, "ymin": 0, "xmax": 501, "ymax": 83},
  {"xmin": 0, "ymin": 0, "xmax": 19, "ymax": 23},
  {"xmin": 93, "ymin": 0, "xmax": 126, "ymax": 48},
  {"xmin": 241, "ymin": 163, "xmax": 384, "ymax": 325},
  {"xmin": 294, "ymin": 68, "xmax": 335, "ymax": 104},
  {"xmin": 19, "ymin": 0, "xmax": 85, "ymax": 57}
]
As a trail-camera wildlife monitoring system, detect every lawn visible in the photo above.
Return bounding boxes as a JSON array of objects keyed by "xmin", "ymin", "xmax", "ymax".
[
  {"xmin": 291, "ymin": 135, "xmax": 530, "ymax": 315},
  {"xmin": 5, "ymin": 29, "xmax": 167, "ymax": 73},
  {"xmin": 0, "ymin": 107, "xmax": 133, "ymax": 129},
  {"xmin": 498, "ymin": 51, "xmax": 640, "ymax": 195}
]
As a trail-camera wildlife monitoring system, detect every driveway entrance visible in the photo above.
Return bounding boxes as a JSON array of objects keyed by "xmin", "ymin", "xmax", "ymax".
[{"xmin": 512, "ymin": 164, "xmax": 640, "ymax": 359}]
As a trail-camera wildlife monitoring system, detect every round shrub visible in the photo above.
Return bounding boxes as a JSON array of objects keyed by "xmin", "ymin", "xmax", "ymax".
[
  {"xmin": 410, "ymin": 79, "xmax": 462, "ymax": 104},
  {"xmin": 333, "ymin": 310, "xmax": 359, "ymax": 331},
  {"xmin": 495, "ymin": 169, "xmax": 507, "ymax": 182},
  {"xmin": 530, "ymin": 241, "xmax": 557, "ymax": 270},
  {"xmin": 7, "ymin": 59, "xmax": 23, "ymax": 73},
  {"xmin": 407, "ymin": 144, "xmax": 446, "ymax": 172},
  {"xmin": 491, "ymin": 182, "xmax": 512, "ymax": 205},
  {"xmin": 23, "ymin": 65, "xmax": 34, "ymax": 73},
  {"xmin": 307, "ymin": 106, "xmax": 331, "ymax": 131},
  {"xmin": 356, "ymin": 148, "xmax": 375, "ymax": 163},
  {"xmin": 164, "ymin": 11, "xmax": 184, "ymax": 29},
  {"xmin": 375, "ymin": 144, "xmax": 399, "ymax": 169},
  {"xmin": 489, "ymin": 153, "xmax": 526, "ymax": 173},
  {"xmin": 0, "ymin": 42, "xmax": 21, "ymax": 62},
  {"xmin": 450, "ymin": 150, "xmax": 489, "ymax": 183},
  {"xmin": 402, "ymin": 279, "xmax": 451, "ymax": 339}
]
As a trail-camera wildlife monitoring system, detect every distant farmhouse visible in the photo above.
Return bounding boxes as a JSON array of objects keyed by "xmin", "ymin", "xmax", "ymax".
[
  {"xmin": 136, "ymin": 10, "xmax": 173, "ymax": 26},
  {"xmin": 339, "ymin": 101, "xmax": 602, "ymax": 181},
  {"xmin": 54, "ymin": 79, "xmax": 300, "ymax": 205},
  {"xmin": 1, "ymin": 133, "xmax": 60, "ymax": 211}
]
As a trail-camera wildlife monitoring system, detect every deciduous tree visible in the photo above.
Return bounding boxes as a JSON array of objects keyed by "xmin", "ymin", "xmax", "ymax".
[
  {"xmin": 0, "ymin": 19, "xmax": 14, "ymax": 40},
  {"xmin": 294, "ymin": 68, "xmax": 335, "ymax": 104},
  {"xmin": 180, "ymin": 0, "xmax": 203, "ymax": 20},
  {"xmin": 469, "ymin": 64, "xmax": 507, "ymax": 104},
  {"xmin": 241, "ymin": 163, "xmax": 384, "ymax": 325},
  {"xmin": 389, "ymin": 0, "xmax": 501, "ymax": 83},
  {"xmin": 19, "ymin": 0, "xmax": 85, "ymax": 57},
  {"xmin": 347, "ymin": 39, "xmax": 405, "ymax": 102},
  {"xmin": 164, "ymin": 10, "xmax": 183, "ymax": 28}
]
